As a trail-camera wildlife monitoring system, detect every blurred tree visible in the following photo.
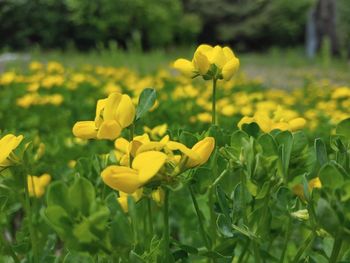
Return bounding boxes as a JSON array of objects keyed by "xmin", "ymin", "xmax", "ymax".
[
  {"xmin": 0, "ymin": 0, "xmax": 202, "ymax": 50},
  {"xmin": 184, "ymin": 0, "xmax": 312, "ymax": 51},
  {"xmin": 314, "ymin": 0, "xmax": 339, "ymax": 55},
  {"xmin": 337, "ymin": 0, "xmax": 350, "ymax": 57}
]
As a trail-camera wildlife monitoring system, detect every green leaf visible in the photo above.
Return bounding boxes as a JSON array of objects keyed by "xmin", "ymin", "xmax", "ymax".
[
  {"xmin": 276, "ymin": 131, "xmax": 293, "ymax": 179},
  {"xmin": 46, "ymin": 181, "xmax": 72, "ymax": 214},
  {"xmin": 216, "ymin": 186, "xmax": 230, "ymax": 219},
  {"xmin": 318, "ymin": 163, "xmax": 344, "ymax": 190},
  {"xmin": 258, "ymin": 133, "xmax": 277, "ymax": 157},
  {"xmin": 336, "ymin": 117, "xmax": 350, "ymax": 139},
  {"xmin": 241, "ymin": 122, "xmax": 260, "ymax": 138},
  {"xmin": 315, "ymin": 138, "xmax": 328, "ymax": 166},
  {"xmin": 179, "ymin": 131, "xmax": 197, "ymax": 147},
  {"xmin": 136, "ymin": 88, "xmax": 156, "ymax": 120},
  {"xmin": 63, "ymin": 252, "xmax": 94, "ymax": 263},
  {"xmin": 316, "ymin": 198, "xmax": 340, "ymax": 236},
  {"xmin": 44, "ymin": 206, "xmax": 73, "ymax": 237},
  {"xmin": 256, "ymin": 181, "xmax": 270, "ymax": 199},
  {"xmin": 69, "ymin": 177, "xmax": 96, "ymax": 216},
  {"xmin": 216, "ymin": 214, "xmax": 233, "ymax": 237}
]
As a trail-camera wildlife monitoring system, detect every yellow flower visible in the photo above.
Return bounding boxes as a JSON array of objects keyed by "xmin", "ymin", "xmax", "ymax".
[
  {"xmin": 117, "ymin": 188, "xmax": 143, "ymax": 212},
  {"xmin": 173, "ymin": 59, "xmax": 195, "ymax": 78},
  {"xmin": 143, "ymin": 124, "xmax": 168, "ymax": 139},
  {"xmin": 167, "ymin": 137, "xmax": 215, "ymax": 168},
  {"xmin": 73, "ymin": 92, "xmax": 136, "ymax": 140},
  {"xmin": 114, "ymin": 134, "xmax": 151, "ymax": 166},
  {"xmin": 0, "ymin": 134, "xmax": 23, "ymax": 167},
  {"xmin": 27, "ymin": 174, "xmax": 51, "ymax": 198},
  {"xmin": 288, "ymin": 118, "xmax": 306, "ymax": 131},
  {"xmin": 151, "ymin": 188, "xmax": 164, "ymax": 205},
  {"xmin": 174, "ymin": 44, "xmax": 239, "ymax": 81},
  {"xmin": 293, "ymin": 177, "xmax": 322, "ymax": 200},
  {"xmin": 101, "ymin": 151, "xmax": 167, "ymax": 194}
]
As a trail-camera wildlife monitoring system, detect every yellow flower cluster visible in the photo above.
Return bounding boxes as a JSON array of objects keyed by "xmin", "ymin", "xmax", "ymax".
[
  {"xmin": 104, "ymin": 135, "xmax": 214, "ymax": 210},
  {"xmin": 174, "ymin": 44, "xmax": 239, "ymax": 81},
  {"xmin": 16, "ymin": 93, "xmax": 63, "ymax": 108},
  {"xmin": 102, "ymin": 134, "xmax": 214, "ymax": 202},
  {"xmin": 72, "ymin": 92, "xmax": 135, "ymax": 140},
  {"xmin": 238, "ymin": 106, "xmax": 306, "ymax": 133}
]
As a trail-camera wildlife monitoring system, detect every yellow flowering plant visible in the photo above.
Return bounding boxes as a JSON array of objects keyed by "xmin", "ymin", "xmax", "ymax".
[{"xmin": 2, "ymin": 48, "xmax": 350, "ymax": 262}]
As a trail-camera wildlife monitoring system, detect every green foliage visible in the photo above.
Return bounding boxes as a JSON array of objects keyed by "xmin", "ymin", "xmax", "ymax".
[
  {"xmin": 0, "ymin": 0, "xmax": 201, "ymax": 50},
  {"xmin": 185, "ymin": 0, "xmax": 312, "ymax": 50},
  {"xmin": 136, "ymin": 88, "xmax": 157, "ymax": 121}
]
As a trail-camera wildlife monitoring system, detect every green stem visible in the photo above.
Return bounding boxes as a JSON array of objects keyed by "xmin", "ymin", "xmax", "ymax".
[
  {"xmin": 189, "ymin": 185, "xmax": 210, "ymax": 250},
  {"xmin": 147, "ymin": 198, "xmax": 154, "ymax": 238},
  {"xmin": 211, "ymin": 78, "xmax": 217, "ymax": 125},
  {"xmin": 24, "ymin": 175, "xmax": 39, "ymax": 263},
  {"xmin": 279, "ymin": 216, "xmax": 292, "ymax": 263},
  {"xmin": 329, "ymin": 234, "xmax": 343, "ymax": 263},
  {"xmin": 129, "ymin": 123, "xmax": 134, "ymax": 141},
  {"xmin": 253, "ymin": 241, "xmax": 262, "ymax": 263},
  {"xmin": 240, "ymin": 170, "xmax": 248, "ymax": 225},
  {"xmin": 0, "ymin": 230, "xmax": 20, "ymax": 263},
  {"xmin": 209, "ymin": 169, "xmax": 228, "ymax": 189},
  {"xmin": 163, "ymin": 189, "xmax": 170, "ymax": 261},
  {"xmin": 292, "ymin": 231, "xmax": 315, "ymax": 263},
  {"xmin": 238, "ymin": 239, "xmax": 250, "ymax": 263},
  {"xmin": 208, "ymin": 188, "xmax": 217, "ymax": 248},
  {"xmin": 129, "ymin": 123, "xmax": 135, "ymax": 165}
]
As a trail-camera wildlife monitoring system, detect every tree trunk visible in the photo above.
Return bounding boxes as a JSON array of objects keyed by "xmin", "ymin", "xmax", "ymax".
[{"xmin": 315, "ymin": 0, "xmax": 339, "ymax": 55}]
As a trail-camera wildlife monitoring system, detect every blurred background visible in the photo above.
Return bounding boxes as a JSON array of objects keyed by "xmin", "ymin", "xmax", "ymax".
[{"xmin": 0, "ymin": 0, "xmax": 349, "ymax": 87}]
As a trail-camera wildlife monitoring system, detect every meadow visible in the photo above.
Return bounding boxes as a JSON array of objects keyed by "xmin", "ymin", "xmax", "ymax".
[{"xmin": 0, "ymin": 45, "xmax": 350, "ymax": 262}]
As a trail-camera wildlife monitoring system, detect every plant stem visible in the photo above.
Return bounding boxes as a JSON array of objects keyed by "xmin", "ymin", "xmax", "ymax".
[
  {"xmin": 147, "ymin": 198, "xmax": 154, "ymax": 238},
  {"xmin": 163, "ymin": 189, "xmax": 170, "ymax": 261},
  {"xmin": 238, "ymin": 239, "xmax": 250, "ymax": 263},
  {"xmin": 279, "ymin": 216, "xmax": 292, "ymax": 263},
  {"xmin": 129, "ymin": 123, "xmax": 134, "ymax": 141},
  {"xmin": 24, "ymin": 175, "xmax": 39, "ymax": 263},
  {"xmin": 129, "ymin": 123, "xmax": 135, "ymax": 165},
  {"xmin": 253, "ymin": 241, "xmax": 262, "ymax": 263},
  {"xmin": 209, "ymin": 169, "xmax": 228, "ymax": 189},
  {"xmin": 240, "ymin": 170, "xmax": 248, "ymax": 225},
  {"xmin": 211, "ymin": 78, "xmax": 217, "ymax": 125},
  {"xmin": 189, "ymin": 185, "xmax": 210, "ymax": 250},
  {"xmin": 329, "ymin": 234, "xmax": 343, "ymax": 263},
  {"xmin": 292, "ymin": 231, "xmax": 315, "ymax": 263}
]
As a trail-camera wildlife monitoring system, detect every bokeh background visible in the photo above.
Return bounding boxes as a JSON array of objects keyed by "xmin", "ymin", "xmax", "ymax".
[{"xmin": 0, "ymin": 0, "xmax": 349, "ymax": 87}]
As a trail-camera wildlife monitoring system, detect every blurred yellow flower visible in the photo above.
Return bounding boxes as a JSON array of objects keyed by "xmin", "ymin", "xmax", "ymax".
[{"xmin": 27, "ymin": 174, "xmax": 51, "ymax": 198}]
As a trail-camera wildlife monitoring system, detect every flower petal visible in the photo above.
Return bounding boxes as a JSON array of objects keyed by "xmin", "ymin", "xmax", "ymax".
[
  {"xmin": 173, "ymin": 59, "xmax": 195, "ymax": 77},
  {"xmin": 132, "ymin": 151, "xmax": 167, "ymax": 184},
  {"xmin": 115, "ymin": 94, "xmax": 135, "ymax": 128},
  {"xmin": 101, "ymin": 165, "xmax": 140, "ymax": 194},
  {"xmin": 97, "ymin": 120, "xmax": 122, "ymax": 140},
  {"xmin": 0, "ymin": 134, "xmax": 23, "ymax": 164},
  {"xmin": 72, "ymin": 121, "xmax": 97, "ymax": 139}
]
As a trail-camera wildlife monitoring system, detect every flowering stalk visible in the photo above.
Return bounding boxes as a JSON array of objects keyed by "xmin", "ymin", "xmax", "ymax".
[
  {"xmin": 23, "ymin": 168, "xmax": 39, "ymax": 263},
  {"xmin": 212, "ymin": 78, "xmax": 217, "ymax": 126},
  {"xmin": 329, "ymin": 233, "xmax": 343, "ymax": 263},
  {"xmin": 163, "ymin": 189, "xmax": 170, "ymax": 261},
  {"xmin": 189, "ymin": 185, "xmax": 210, "ymax": 250}
]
